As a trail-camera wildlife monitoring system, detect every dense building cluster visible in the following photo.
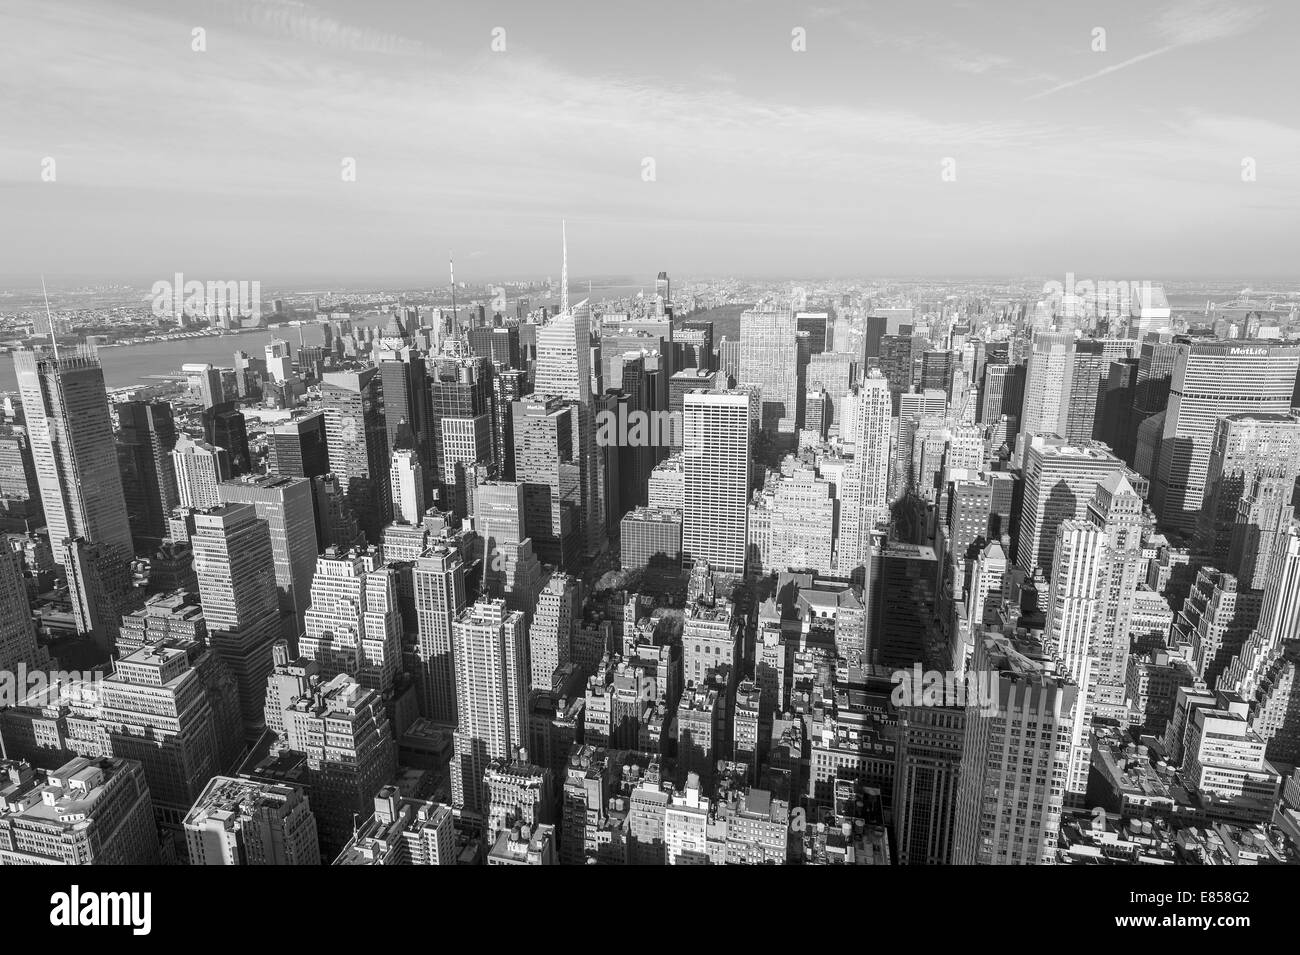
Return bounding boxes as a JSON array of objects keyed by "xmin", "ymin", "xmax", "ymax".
[{"xmin": 2, "ymin": 268, "xmax": 1300, "ymax": 867}]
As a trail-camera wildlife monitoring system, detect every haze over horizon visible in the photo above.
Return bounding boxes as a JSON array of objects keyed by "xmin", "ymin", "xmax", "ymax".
[
  {"xmin": 6, "ymin": 272, "xmax": 1300, "ymax": 298},
  {"xmin": 3, "ymin": 0, "xmax": 1298, "ymax": 281}
]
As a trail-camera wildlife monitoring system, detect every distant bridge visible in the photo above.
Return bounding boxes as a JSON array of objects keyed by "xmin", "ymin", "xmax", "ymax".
[{"xmin": 1206, "ymin": 296, "xmax": 1282, "ymax": 311}]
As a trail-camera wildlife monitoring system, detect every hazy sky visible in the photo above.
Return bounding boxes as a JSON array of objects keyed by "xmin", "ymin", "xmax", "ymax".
[{"xmin": 2, "ymin": 0, "xmax": 1298, "ymax": 284}]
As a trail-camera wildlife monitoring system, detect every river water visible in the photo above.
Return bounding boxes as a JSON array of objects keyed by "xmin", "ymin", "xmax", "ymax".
[
  {"xmin": 0, "ymin": 283, "xmax": 656, "ymax": 394},
  {"xmin": 0, "ymin": 320, "xmax": 388, "ymax": 394}
]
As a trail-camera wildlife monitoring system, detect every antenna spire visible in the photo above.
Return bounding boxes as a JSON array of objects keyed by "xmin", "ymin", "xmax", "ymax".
[
  {"xmin": 560, "ymin": 219, "xmax": 569, "ymax": 314},
  {"xmin": 449, "ymin": 253, "xmax": 458, "ymax": 342},
  {"xmin": 41, "ymin": 274, "xmax": 59, "ymax": 360}
]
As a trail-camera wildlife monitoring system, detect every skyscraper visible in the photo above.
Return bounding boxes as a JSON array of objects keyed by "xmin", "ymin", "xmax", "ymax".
[
  {"xmin": 390, "ymin": 434, "xmax": 426, "ymax": 525},
  {"xmin": 469, "ymin": 479, "xmax": 544, "ymax": 617},
  {"xmin": 512, "ymin": 396, "xmax": 582, "ymax": 569},
  {"xmin": 0, "ymin": 757, "xmax": 160, "ymax": 865},
  {"xmin": 14, "ymin": 347, "xmax": 133, "ymax": 565},
  {"xmin": 1154, "ymin": 341, "xmax": 1300, "ymax": 534},
  {"xmin": 534, "ymin": 307, "xmax": 591, "ymax": 404},
  {"xmin": 862, "ymin": 313, "xmax": 887, "ymax": 363},
  {"xmin": 797, "ymin": 311, "xmax": 830, "ymax": 355},
  {"xmin": 97, "ymin": 639, "xmax": 244, "ymax": 826},
  {"xmin": 183, "ymin": 362, "xmax": 224, "ymax": 410},
  {"xmin": 272, "ymin": 673, "xmax": 397, "ymax": 858},
  {"xmin": 116, "ymin": 400, "xmax": 178, "ymax": 543},
  {"xmin": 0, "ymin": 424, "xmax": 43, "ymax": 531},
  {"xmin": 491, "ymin": 366, "xmax": 528, "ymax": 481},
  {"xmin": 267, "ymin": 412, "xmax": 329, "ymax": 479},
  {"xmin": 1042, "ymin": 516, "xmax": 1113, "ymax": 795},
  {"xmin": 1125, "ymin": 336, "xmax": 1180, "ymax": 465},
  {"xmin": 300, "ymin": 546, "xmax": 402, "ymax": 695},
  {"xmin": 1230, "ymin": 472, "xmax": 1298, "ymax": 590},
  {"xmin": 534, "ymin": 293, "xmax": 604, "ymax": 554},
  {"xmin": 118, "ymin": 591, "xmax": 207, "ymax": 651},
  {"xmin": 677, "ymin": 321, "xmax": 713, "ymax": 372},
  {"xmin": 376, "ymin": 340, "xmax": 430, "ymax": 480},
  {"xmin": 233, "ymin": 350, "xmax": 266, "ymax": 399},
  {"xmin": 321, "ymin": 367, "xmax": 390, "ymax": 542},
  {"xmin": 413, "ymin": 544, "xmax": 467, "ymax": 723},
  {"xmin": 1097, "ymin": 358, "xmax": 1139, "ymax": 457},
  {"xmin": 0, "ymin": 541, "xmax": 40, "ymax": 674},
  {"xmin": 979, "ymin": 361, "xmax": 1024, "ymax": 429},
  {"xmin": 219, "ymin": 474, "xmax": 319, "ymax": 641},
  {"xmin": 202, "ymin": 403, "xmax": 251, "ymax": 477},
  {"xmin": 529, "ymin": 571, "xmax": 580, "ymax": 691},
  {"xmin": 1083, "ymin": 474, "xmax": 1145, "ymax": 712},
  {"xmin": 1200, "ymin": 412, "xmax": 1300, "ymax": 565},
  {"xmin": 184, "ymin": 776, "xmax": 321, "ymax": 866},
  {"xmin": 1174, "ymin": 568, "xmax": 1261, "ymax": 689},
  {"xmin": 469, "ymin": 325, "xmax": 522, "ymax": 368},
  {"xmin": 738, "ymin": 306, "xmax": 799, "ymax": 444},
  {"xmin": 265, "ymin": 339, "xmax": 293, "ymax": 383},
  {"xmin": 1221, "ymin": 525, "xmax": 1300, "ymax": 699},
  {"xmin": 879, "ymin": 334, "xmax": 921, "ymax": 399},
  {"xmin": 610, "ymin": 354, "xmax": 660, "ymax": 511},
  {"xmin": 895, "ymin": 389, "xmax": 947, "ymax": 497},
  {"xmin": 843, "ymin": 371, "xmax": 892, "ymax": 568},
  {"xmin": 920, "ymin": 349, "xmax": 955, "ymax": 397},
  {"xmin": 1015, "ymin": 437, "xmax": 1127, "ymax": 577},
  {"xmin": 450, "ymin": 599, "xmax": 529, "ymax": 813},
  {"xmin": 1019, "ymin": 330, "xmax": 1074, "ymax": 443},
  {"xmin": 190, "ymin": 504, "xmax": 282, "ymax": 734},
  {"xmin": 749, "ymin": 465, "xmax": 836, "ymax": 575},
  {"xmin": 953, "ymin": 630, "xmax": 1079, "ymax": 865},
  {"xmin": 172, "ymin": 435, "xmax": 231, "ymax": 509},
  {"xmin": 893, "ymin": 706, "xmax": 965, "ymax": 865},
  {"xmin": 427, "ymin": 355, "xmax": 496, "ymax": 516},
  {"xmin": 967, "ymin": 538, "xmax": 1009, "ymax": 631},
  {"xmin": 620, "ymin": 506, "xmax": 683, "ymax": 571},
  {"xmin": 682, "ymin": 389, "xmax": 753, "ymax": 575},
  {"xmin": 1063, "ymin": 339, "xmax": 1105, "ymax": 442},
  {"xmin": 64, "ymin": 536, "xmax": 141, "ymax": 657}
]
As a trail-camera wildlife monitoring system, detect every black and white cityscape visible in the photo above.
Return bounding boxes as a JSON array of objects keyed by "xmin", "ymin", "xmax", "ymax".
[{"xmin": 2, "ymin": 1, "xmax": 1300, "ymax": 898}]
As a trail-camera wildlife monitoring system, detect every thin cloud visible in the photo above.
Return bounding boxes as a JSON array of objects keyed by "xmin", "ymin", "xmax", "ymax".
[
  {"xmin": 208, "ymin": 0, "xmax": 431, "ymax": 56},
  {"xmin": 1026, "ymin": 0, "xmax": 1265, "ymax": 100},
  {"xmin": 1025, "ymin": 45, "xmax": 1176, "ymax": 101},
  {"xmin": 847, "ymin": 23, "xmax": 1060, "ymax": 85},
  {"xmin": 1154, "ymin": 1, "xmax": 1265, "ymax": 44}
]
